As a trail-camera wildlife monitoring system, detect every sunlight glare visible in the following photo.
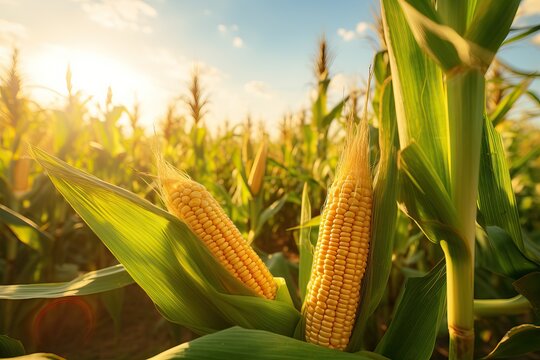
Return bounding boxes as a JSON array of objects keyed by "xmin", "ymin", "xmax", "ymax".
[{"xmin": 28, "ymin": 45, "xmax": 145, "ymax": 105}]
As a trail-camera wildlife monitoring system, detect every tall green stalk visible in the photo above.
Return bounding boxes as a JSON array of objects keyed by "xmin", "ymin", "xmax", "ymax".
[
  {"xmin": 444, "ymin": 69, "xmax": 485, "ymax": 359},
  {"xmin": 381, "ymin": 0, "xmax": 520, "ymax": 358}
]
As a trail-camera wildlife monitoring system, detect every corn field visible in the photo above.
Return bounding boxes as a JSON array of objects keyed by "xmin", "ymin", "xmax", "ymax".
[{"xmin": 1, "ymin": 1, "xmax": 540, "ymax": 359}]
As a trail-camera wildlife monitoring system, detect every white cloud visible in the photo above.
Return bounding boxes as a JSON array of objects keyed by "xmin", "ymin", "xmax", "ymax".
[
  {"xmin": 338, "ymin": 21, "xmax": 370, "ymax": 42},
  {"xmin": 74, "ymin": 0, "xmax": 157, "ymax": 32},
  {"xmin": 146, "ymin": 47, "xmax": 226, "ymax": 87},
  {"xmin": 519, "ymin": 0, "xmax": 540, "ymax": 17},
  {"xmin": 329, "ymin": 73, "xmax": 349, "ymax": 96},
  {"xmin": 244, "ymin": 80, "xmax": 272, "ymax": 98},
  {"xmin": 218, "ymin": 24, "xmax": 227, "ymax": 33},
  {"xmin": 533, "ymin": 33, "xmax": 540, "ymax": 46},
  {"xmin": 233, "ymin": 36, "xmax": 244, "ymax": 48},
  {"xmin": 356, "ymin": 22, "xmax": 368, "ymax": 34},
  {"xmin": 327, "ymin": 72, "xmax": 363, "ymax": 102},
  {"xmin": 0, "ymin": 19, "xmax": 27, "ymax": 44},
  {"xmin": 218, "ymin": 24, "xmax": 243, "ymax": 47},
  {"xmin": 514, "ymin": 0, "xmax": 540, "ymax": 26},
  {"xmin": 337, "ymin": 28, "xmax": 355, "ymax": 42},
  {"xmin": 217, "ymin": 24, "xmax": 239, "ymax": 33}
]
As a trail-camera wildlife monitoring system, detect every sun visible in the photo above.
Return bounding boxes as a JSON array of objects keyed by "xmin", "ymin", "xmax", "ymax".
[{"xmin": 27, "ymin": 45, "xmax": 144, "ymax": 106}]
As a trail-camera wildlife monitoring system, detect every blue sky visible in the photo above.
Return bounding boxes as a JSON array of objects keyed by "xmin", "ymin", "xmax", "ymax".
[{"xmin": 0, "ymin": 0, "xmax": 538, "ymax": 133}]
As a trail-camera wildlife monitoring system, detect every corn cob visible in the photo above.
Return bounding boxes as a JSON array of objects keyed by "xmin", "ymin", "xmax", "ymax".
[
  {"xmin": 304, "ymin": 120, "xmax": 372, "ymax": 350},
  {"xmin": 159, "ymin": 163, "xmax": 277, "ymax": 300}
]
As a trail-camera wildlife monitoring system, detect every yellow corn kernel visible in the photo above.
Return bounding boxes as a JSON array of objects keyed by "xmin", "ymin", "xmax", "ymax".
[
  {"xmin": 159, "ymin": 165, "xmax": 276, "ymax": 300},
  {"xmin": 304, "ymin": 119, "xmax": 372, "ymax": 351}
]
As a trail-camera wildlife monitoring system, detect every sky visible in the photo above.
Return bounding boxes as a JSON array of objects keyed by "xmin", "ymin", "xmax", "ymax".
[{"xmin": 0, "ymin": 0, "xmax": 539, "ymax": 134}]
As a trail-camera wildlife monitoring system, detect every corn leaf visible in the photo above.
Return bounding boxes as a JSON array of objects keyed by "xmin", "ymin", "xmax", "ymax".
[
  {"xmin": 375, "ymin": 261, "xmax": 447, "ymax": 360},
  {"xmin": 483, "ymin": 324, "xmax": 540, "ymax": 359},
  {"xmin": 0, "ymin": 265, "xmax": 133, "ymax": 299},
  {"xmin": 365, "ymin": 77, "xmax": 399, "ymax": 316},
  {"xmin": 513, "ymin": 272, "xmax": 540, "ymax": 317},
  {"xmin": 348, "ymin": 78, "xmax": 399, "ymax": 351},
  {"xmin": 0, "ymin": 334, "xmax": 25, "ymax": 357},
  {"xmin": 473, "ymin": 295, "xmax": 532, "ymax": 317},
  {"xmin": 0, "ymin": 204, "xmax": 53, "ymax": 253},
  {"xmin": 321, "ymin": 96, "xmax": 348, "ymax": 129},
  {"xmin": 476, "ymin": 226, "xmax": 539, "ymax": 280},
  {"xmin": 7, "ymin": 355, "xmax": 64, "ymax": 360},
  {"xmin": 149, "ymin": 327, "xmax": 385, "ymax": 360},
  {"xmin": 312, "ymin": 79, "xmax": 330, "ymax": 131},
  {"xmin": 489, "ymin": 78, "xmax": 532, "ymax": 126},
  {"xmin": 32, "ymin": 147, "xmax": 300, "ymax": 336},
  {"xmin": 510, "ymin": 146, "xmax": 540, "ymax": 178},
  {"xmin": 297, "ymin": 183, "xmax": 313, "ymax": 302},
  {"xmin": 373, "ymin": 51, "xmax": 389, "ymax": 86},
  {"xmin": 381, "ymin": 0, "xmax": 450, "ymax": 189},
  {"xmin": 266, "ymin": 253, "xmax": 301, "ymax": 310},
  {"xmin": 399, "ymin": 0, "xmax": 469, "ymax": 71},
  {"xmin": 287, "ymin": 215, "xmax": 320, "ymax": 231},
  {"xmin": 254, "ymin": 195, "xmax": 288, "ymax": 238},
  {"xmin": 466, "ymin": 0, "xmax": 520, "ymax": 55},
  {"xmin": 398, "ymin": 143, "xmax": 461, "ymax": 245},
  {"xmin": 503, "ymin": 24, "xmax": 540, "ymax": 46},
  {"xmin": 478, "ymin": 116, "xmax": 532, "ymax": 260},
  {"xmin": 99, "ymin": 286, "xmax": 125, "ymax": 334}
]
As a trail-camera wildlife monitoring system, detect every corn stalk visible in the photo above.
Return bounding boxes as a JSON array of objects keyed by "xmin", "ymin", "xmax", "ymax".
[{"xmin": 381, "ymin": 0, "xmax": 520, "ymax": 358}]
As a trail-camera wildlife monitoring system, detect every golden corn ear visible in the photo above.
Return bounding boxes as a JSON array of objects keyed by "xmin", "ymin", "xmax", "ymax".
[
  {"xmin": 304, "ymin": 120, "xmax": 372, "ymax": 350},
  {"xmin": 159, "ymin": 163, "xmax": 277, "ymax": 300}
]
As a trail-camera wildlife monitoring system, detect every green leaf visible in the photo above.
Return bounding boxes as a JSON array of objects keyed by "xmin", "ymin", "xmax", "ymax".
[
  {"xmin": 399, "ymin": 0, "xmax": 492, "ymax": 72},
  {"xmin": 297, "ymin": 183, "xmax": 314, "ymax": 303},
  {"xmin": 375, "ymin": 261, "xmax": 447, "ymax": 360},
  {"xmin": 287, "ymin": 215, "xmax": 320, "ymax": 231},
  {"xmin": 489, "ymin": 78, "xmax": 532, "ymax": 126},
  {"xmin": 474, "ymin": 295, "xmax": 532, "ymax": 317},
  {"xmin": 513, "ymin": 272, "xmax": 540, "ymax": 316},
  {"xmin": 312, "ymin": 79, "xmax": 330, "ymax": 131},
  {"xmin": 254, "ymin": 195, "xmax": 288, "ymax": 239},
  {"xmin": 476, "ymin": 226, "xmax": 539, "ymax": 279},
  {"xmin": 478, "ymin": 116, "xmax": 529, "ymax": 259},
  {"xmin": 100, "ymin": 286, "xmax": 125, "ymax": 334},
  {"xmin": 232, "ymin": 149, "xmax": 252, "ymax": 204},
  {"xmin": 32, "ymin": 147, "xmax": 300, "ymax": 336},
  {"xmin": 266, "ymin": 253, "xmax": 301, "ymax": 310},
  {"xmin": 373, "ymin": 51, "xmax": 390, "ymax": 85},
  {"xmin": 0, "ymin": 204, "xmax": 53, "ymax": 253},
  {"xmin": 9, "ymin": 354, "xmax": 64, "ymax": 359},
  {"xmin": 0, "ymin": 334, "xmax": 25, "ymax": 357},
  {"xmin": 381, "ymin": 0, "xmax": 450, "ymax": 188},
  {"xmin": 365, "ymin": 77, "xmax": 399, "ymax": 316},
  {"xmin": 398, "ymin": 143, "xmax": 460, "ymax": 245},
  {"xmin": 465, "ymin": 0, "xmax": 520, "ymax": 55},
  {"xmin": 321, "ymin": 97, "xmax": 348, "ymax": 129},
  {"xmin": 0, "ymin": 265, "xmax": 134, "ymax": 299},
  {"xmin": 484, "ymin": 324, "xmax": 540, "ymax": 359},
  {"xmin": 504, "ymin": 24, "xmax": 540, "ymax": 46},
  {"xmin": 510, "ymin": 146, "xmax": 540, "ymax": 178},
  {"xmin": 400, "ymin": 0, "xmax": 466, "ymax": 70},
  {"xmin": 149, "ymin": 327, "xmax": 384, "ymax": 360},
  {"xmin": 349, "ymin": 79, "xmax": 399, "ymax": 351}
]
